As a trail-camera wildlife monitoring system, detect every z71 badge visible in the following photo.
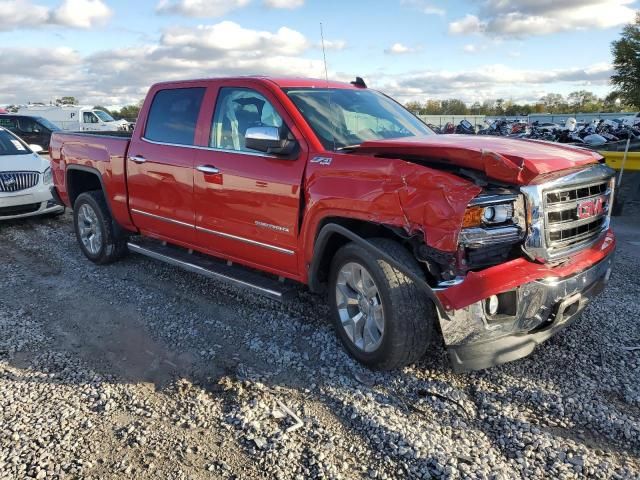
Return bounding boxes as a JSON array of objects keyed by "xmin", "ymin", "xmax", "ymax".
[{"xmin": 310, "ymin": 156, "xmax": 332, "ymax": 166}]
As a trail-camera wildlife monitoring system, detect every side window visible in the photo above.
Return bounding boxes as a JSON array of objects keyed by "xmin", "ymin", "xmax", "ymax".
[
  {"xmin": 18, "ymin": 118, "xmax": 38, "ymax": 132},
  {"xmin": 83, "ymin": 112, "xmax": 96, "ymax": 124},
  {"xmin": 145, "ymin": 88, "xmax": 205, "ymax": 146},
  {"xmin": 0, "ymin": 118, "xmax": 18, "ymax": 130},
  {"xmin": 210, "ymin": 88, "xmax": 283, "ymax": 152}
]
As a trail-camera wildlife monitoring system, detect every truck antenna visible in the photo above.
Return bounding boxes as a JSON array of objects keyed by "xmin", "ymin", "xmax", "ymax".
[
  {"xmin": 320, "ymin": 22, "xmax": 336, "ymax": 151},
  {"xmin": 320, "ymin": 22, "xmax": 329, "ymax": 85}
]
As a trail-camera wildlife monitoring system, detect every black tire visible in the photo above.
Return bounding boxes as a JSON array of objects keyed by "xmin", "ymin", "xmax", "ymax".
[
  {"xmin": 328, "ymin": 238, "xmax": 436, "ymax": 370},
  {"xmin": 73, "ymin": 191, "xmax": 128, "ymax": 264}
]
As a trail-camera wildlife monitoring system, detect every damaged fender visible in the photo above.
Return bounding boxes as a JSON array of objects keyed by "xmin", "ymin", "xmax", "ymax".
[{"xmin": 300, "ymin": 152, "xmax": 482, "ymax": 281}]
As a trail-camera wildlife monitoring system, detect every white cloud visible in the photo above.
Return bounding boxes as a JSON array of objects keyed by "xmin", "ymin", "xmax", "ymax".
[
  {"xmin": 264, "ymin": 0, "xmax": 304, "ymax": 8},
  {"xmin": 162, "ymin": 21, "xmax": 308, "ymax": 55},
  {"xmin": 0, "ymin": 22, "xmax": 325, "ymax": 106},
  {"xmin": 449, "ymin": 14, "xmax": 482, "ymax": 34},
  {"xmin": 385, "ymin": 42, "xmax": 416, "ymax": 54},
  {"xmin": 0, "ymin": 0, "xmax": 111, "ymax": 30},
  {"xmin": 0, "ymin": 18, "xmax": 617, "ymax": 108},
  {"xmin": 463, "ymin": 44, "xmax": 477, "ymax": 53},
  {"xmin": 156, "ymin": 0, "xmax": 250, "ymax": 17},
  {"xmin": 50, "ymin": 0, "xmax": 111, "ymax": 28},
  {"xmin": 378, "ymin": 62, "xmax": 614, "ymax": 103},
  {"xmin": 449, "ymin": 0, "xmax": 637, "ymax": 37}
]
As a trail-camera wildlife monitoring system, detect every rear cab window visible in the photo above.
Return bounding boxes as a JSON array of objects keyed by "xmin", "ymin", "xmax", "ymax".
[{"xmin": 145, "ymin": 88, "xmax": 206, "ymax": 146}]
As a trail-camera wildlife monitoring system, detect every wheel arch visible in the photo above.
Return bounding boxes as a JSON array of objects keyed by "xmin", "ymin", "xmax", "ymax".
[
  {"xmin": 66, "ymin": 165, "xmax": 108, "ymax": 212},
  {"xmin": 307, "ymin": 220, "xmax": 448, "ymax": 318}
]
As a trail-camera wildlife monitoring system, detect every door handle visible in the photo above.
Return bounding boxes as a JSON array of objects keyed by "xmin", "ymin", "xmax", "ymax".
[
  {"xmin": 128, "ymin": 155, "xmax": 146, "ymax": 164},
  {"xmin": 197, "ymin": 165, "xmax": 221, "ymax": 174}
]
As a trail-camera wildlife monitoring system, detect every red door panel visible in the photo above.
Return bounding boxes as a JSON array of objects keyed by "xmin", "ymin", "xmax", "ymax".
[
  {"xmin": 126, "ymin": 140, "xmax": 196, "ymax": 243},
  {"xmin": 192, "ymin": 82, "xmax": 308, "ymax": 278},
  {"xmin": 194, "ymin": 150, "xmax": 304, "ymax": 276}
]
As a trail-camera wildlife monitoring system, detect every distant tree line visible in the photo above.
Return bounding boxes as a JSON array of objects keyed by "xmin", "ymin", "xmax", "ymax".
[
  {"xmin": 404, "ymin": 91, "xmax": 636, "ymax": 117},
  {"xmin": 94, "ymin": 101, "xmax": 142, "ymax": 122}
]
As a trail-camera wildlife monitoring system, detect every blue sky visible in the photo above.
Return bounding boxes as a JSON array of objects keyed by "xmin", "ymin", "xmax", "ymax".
[{"xmin": 0, "ymin": 0, "xmax": 637, "ymax": 107}]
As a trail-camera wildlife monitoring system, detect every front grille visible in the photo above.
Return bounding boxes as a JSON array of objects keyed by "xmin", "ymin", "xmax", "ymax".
[
  {"xmin": 0, "ymin": 171, "xmax": 39, "ymax": 193},
  {"xmin": 544, "ymin": 180, "xmax": 611, "ymax": 253},
  {"xmin": 521, "ymin": 164, "xmax": 615, "ymax": 262}
]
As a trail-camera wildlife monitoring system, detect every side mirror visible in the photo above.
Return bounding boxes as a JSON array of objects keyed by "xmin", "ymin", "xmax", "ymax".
[
  {"xmin": 29, "ymin": 144, "xmax": 44, "ymax": 153},
  {"xmin": 245, "ymin": 126, "xmax": 297, "ymax": 156}
]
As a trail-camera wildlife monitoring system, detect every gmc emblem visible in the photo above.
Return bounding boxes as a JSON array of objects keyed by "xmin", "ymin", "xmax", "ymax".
[{"xmin": 577, "ymin": 197, "xmax": 605, "ymax": 219}]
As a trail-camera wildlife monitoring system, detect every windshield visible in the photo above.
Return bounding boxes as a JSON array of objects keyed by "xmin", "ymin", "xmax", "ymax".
[
  {"xmin": 35, "ymin": 117, "xmax": 60, "ymax": 131},
  {"xmin": 94, "ymin": 110, "xmax": 115, "ymax": 122},
  {"xmin": 285, "ymin": 88, "xmax": 433, "ymax": 150},
  {"xmin": 0, "ymin": 129, "xmax": 31, "ymax": 155}
]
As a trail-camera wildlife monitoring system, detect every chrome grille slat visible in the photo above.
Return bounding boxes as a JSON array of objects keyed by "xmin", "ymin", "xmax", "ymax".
[
  {"xmin": 547, "ymin": 213, "xmax": 609, "ymax": 232},
  {"xmin": 544, "ymin": 178, "xmax": 610, "ymax": 253},
  {"xmin": 0, "ymin": 171, "xmax": 39, "ymax": 193},
  {"xmin": 521, "ymin": 164, "xmax": 616, "ymax": 262},
  {"xmin": 545, "ymin": 189, "xmax": 612, "ymax": 212}
]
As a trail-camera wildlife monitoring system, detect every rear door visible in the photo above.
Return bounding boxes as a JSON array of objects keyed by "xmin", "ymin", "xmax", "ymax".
[
  {"xmin": 127, "ymin": 86, "xmax": 206, "ymax": 246},
  {"xmin": 192, "ymin": 81, "xmax": 308, "ymax": 277}
]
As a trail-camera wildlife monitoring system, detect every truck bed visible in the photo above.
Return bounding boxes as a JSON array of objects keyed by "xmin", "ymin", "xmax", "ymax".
[{"xmin": 49, "ymin": 130, "xmax": 132, "ymax": 228}]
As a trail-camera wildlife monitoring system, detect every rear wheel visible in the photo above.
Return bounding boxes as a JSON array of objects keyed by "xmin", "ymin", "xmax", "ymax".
[
  {"xmin": 73, "ymin": 191, "xmax": 128, "ymax": 264},
  {"xmin": 328, "ymin": 238, "xmax": 436, "ymax": 370}
]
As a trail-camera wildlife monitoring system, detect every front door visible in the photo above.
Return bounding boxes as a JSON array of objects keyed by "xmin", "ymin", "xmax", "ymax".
[
  {"xmin": 193, "ymin": 84, "xmax": 307, "ymax": 277},
  {"xmin": 127, "ymin": 86, "xmax": 206, "ymax": 245}
]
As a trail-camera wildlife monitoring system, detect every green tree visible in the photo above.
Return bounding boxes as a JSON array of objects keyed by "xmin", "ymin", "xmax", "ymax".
[
  {"xmin": 405, "ymin": 101, "xmax": 423, "ymax": 115},
  {"xmin": 56, "ymin": 96, "xmax": 77, "ymax": 105},
  {"xmin": 611, "ymin": 12, "xmax": 640, "ymax": 108}
]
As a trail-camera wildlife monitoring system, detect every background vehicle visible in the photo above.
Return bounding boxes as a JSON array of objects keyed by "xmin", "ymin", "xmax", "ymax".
[
  {"xmin": 0, "ymin": 114, "xmax": 61, "ymax": 151},
  {"xmin": 16, "ymin": 105, "xmax": 130, "ymax": 132},
  {"xmin": 0, "ymin": 127, "xmax": 64, "ymax": 220},
  {"xmin": 50, "ymin": 77, "xmax": 616, "ymax": 372}
]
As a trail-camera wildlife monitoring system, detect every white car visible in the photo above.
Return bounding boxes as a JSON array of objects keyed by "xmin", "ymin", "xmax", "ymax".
[{"xmin": 0, "ymin": 127, "xmax": 64, "ymax": 220}]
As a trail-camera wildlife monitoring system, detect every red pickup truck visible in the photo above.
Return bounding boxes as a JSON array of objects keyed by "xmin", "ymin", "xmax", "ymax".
[{"xmin": 50, "ymin": 76, "xmax": 616, "ymax": 372}]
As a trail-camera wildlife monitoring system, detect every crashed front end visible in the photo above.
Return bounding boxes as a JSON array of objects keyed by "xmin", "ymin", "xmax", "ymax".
[{"xmin": 434, "ymin": 163, "xmax": 617, "ymax": 371}]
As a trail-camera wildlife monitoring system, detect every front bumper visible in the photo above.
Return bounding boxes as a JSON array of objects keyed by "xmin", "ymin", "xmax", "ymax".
[
  {"xmin": 438, "ymin": 232, "xmax": 616, "ymax": 372},
  {"xmin": 0, "ymin": 184, "xmax": 64, "ymax": 220}
]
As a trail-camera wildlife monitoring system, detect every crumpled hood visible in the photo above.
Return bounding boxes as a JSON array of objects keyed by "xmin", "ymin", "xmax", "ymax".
[
  {"xmin": 356, "ymin": 135, "xmax": 604, "ymax": 185},
  {"xmin": 0, "ymin": 153, "xmax": 49, "ymax": 173}
]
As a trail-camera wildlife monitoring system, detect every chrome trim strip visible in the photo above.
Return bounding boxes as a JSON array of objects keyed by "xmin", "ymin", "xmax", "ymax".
[
  {"xmin": 196, "ymin": 225, "xmax": 295, "ymax": 256},
  {"xmin": 140, "ymin": 137, "xmax": 280, "ymax": 159},
  {"xmin": 459, "ymin": 226, "xmax": 523, "ymax": 247},
  {"xmin": 130, "ymin": 208, "xmax": 194, "ymax": 228},
  {"xmin": 127, "ymin": 242, "xmax": 285, "ymax": 301},
  {"xmin": 469, "ymin": 194, "xmax": 519, "ymax": 206},
  {"xmin": 130, "ymin": 208, "xmax": 294, "ymax": 255}
]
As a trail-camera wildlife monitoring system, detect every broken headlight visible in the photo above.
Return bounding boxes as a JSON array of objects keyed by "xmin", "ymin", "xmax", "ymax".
[{"xmin": 459, "ymin": 194, "xmax": 526, "ymax": 251}]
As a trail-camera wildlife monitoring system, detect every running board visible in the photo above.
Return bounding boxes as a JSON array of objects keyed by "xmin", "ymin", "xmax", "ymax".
[{"xmin": 127, "ymin": 240, "xmax": 296, "ymax": 302}]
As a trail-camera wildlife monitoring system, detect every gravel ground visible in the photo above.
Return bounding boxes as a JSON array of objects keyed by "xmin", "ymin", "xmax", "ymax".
[{"xmin": 0, "ymin": 207, "xmax": 639, "ymax": 480}]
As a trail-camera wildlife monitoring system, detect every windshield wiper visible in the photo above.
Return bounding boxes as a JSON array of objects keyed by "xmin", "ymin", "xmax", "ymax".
[{"xmin": 335, "ymin": 144, "xmax": 362, "ymax": 151}]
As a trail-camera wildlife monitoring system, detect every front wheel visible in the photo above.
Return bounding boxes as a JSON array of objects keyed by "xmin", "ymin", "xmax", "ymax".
[
  {"xmin": 73, "ymin": 191, "xmax": 128, "ymax": 264},
  {"xmin": 328, "ymin": 238, "xmax": 436, "ymax": 370}
]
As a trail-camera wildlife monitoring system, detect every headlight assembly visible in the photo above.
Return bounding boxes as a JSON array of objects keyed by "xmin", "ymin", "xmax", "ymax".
[
  {"xmin": 43, "ymin": 167, "xmax": 53, "ymax": 185},
  {"xmin": 462, "ymin": 195, "xmax": 517, "ymax": 228}
]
